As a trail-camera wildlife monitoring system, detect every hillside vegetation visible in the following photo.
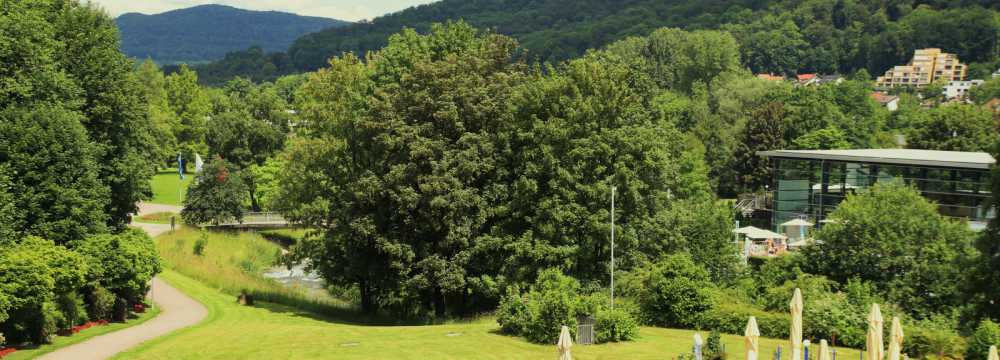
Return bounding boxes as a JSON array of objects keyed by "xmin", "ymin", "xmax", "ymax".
[
  {"xmin": 116, "ymin": 4, "xmax": 350, "ymax": 64},
  {"xmin": 192, "ymin": 0, "xmax": 1000, "ymax": 85}
]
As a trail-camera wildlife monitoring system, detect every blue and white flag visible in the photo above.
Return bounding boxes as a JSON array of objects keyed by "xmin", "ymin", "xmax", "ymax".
[{"xmin": 177, "ymin": 154, "xmax": 185, "ymax": 180}]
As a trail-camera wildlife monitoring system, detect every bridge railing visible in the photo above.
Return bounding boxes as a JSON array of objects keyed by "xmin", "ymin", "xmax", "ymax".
[{"xmin": 212, "ymin": 212, "xmax": 290, "ymax": 227}]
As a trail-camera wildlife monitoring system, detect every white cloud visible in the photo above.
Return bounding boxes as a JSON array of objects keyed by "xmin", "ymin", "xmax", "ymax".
[{"xmin": 91, "ymin": 0, "xmax": 438, "ymax": 22}]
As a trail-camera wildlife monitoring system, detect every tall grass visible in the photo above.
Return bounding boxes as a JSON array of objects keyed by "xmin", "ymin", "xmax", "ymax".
[{"xmin": 156, "ymin": 227, "xmax": 358, "ymax": 320}]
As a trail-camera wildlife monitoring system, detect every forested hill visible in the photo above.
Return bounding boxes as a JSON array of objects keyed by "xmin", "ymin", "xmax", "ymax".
[
  {"xmin": 116, "ymin": 4, "xmax": 350, "ymax": 64},
  {"xmin": 191, "ymin": 0, "xmax": 1000, "ymax": 86}
]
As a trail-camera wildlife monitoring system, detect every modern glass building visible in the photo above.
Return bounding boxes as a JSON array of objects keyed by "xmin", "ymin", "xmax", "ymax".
[{"xmin": 756, "ymin": 149, "xmax": 996, "ymax": 231}]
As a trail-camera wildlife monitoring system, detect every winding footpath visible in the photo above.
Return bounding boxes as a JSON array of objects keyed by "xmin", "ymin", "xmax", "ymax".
[{"xmin": 38, "ymin": 204, "xmax": 207, "ymax": 360}]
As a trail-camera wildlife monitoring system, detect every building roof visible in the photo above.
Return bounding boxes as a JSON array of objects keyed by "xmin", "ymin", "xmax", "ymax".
[
  {"xmin": 756, "ymin": 149, "xmax": 996, "ymax": 170},
  {"xmin": 869, "ymin": 92, "xmax": 899, "ymax": 105},
  {"xmin": 756, "ymin": 73, "xmax": 785, "ymax": 81},
  {"xmin": 797, "ymin": 74, "xmax": 817, "ymax": 81},
  {"xmin": 734, "ymin": 226, "xmax": 788, "ymax": 240}
]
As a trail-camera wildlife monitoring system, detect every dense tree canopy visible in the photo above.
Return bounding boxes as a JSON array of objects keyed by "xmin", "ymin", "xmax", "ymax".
[
  {"xmin": 190, "ymin": 0, "xmax": 1000, "ymax": 86},
  {"xmin": 0, "ymin": 106, "xmax": 108, "ymax": 244},
  {"xmin": 907, "ymin": 104, "xmax": 998, "ymax": 152},
  {"xmin": 804, "ymin": 182, "xmax": 977, "ymax": 316},
  {"xmin": 0, "ymin": 0, "xmax": 163, "ymax": 345},
  {"xmin": 1, "ymin": 0, "xmax": 158, "ymax": 227},
  {"xmin": 277, "ymin": 22, "xmax": 737, "ymax": 317},
  {"xmin": 182, "ymin": 157, "xmax": 249, "ymax": 225}
]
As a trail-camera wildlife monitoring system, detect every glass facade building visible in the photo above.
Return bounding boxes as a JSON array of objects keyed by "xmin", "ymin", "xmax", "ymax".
[{"xmin": 757, "ymin": 149, "xmax": 995, "ymax": 231}]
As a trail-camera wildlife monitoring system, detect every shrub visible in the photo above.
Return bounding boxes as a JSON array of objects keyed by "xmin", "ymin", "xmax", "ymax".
[
  {"xmin": 496, "ymin": 287, "xmax": 530, "ymax": 335},
  {"xmin": 522, "ymin": 270, "xmax": 581, "ymax": 344},
  {"xmin": 907, "ymin": 324, "xmax": 966, "ymax": 359},
  {"xmin": 55, "ymin": 292, "xmax": 87, "ymax": 329},
  {"xmin": 697, "ymin": 300, "xmax": 790, "ymax": 339},
  {"xmin": 636, "ymin": 254, "xmax": 713, "ymax": 327},
  {"xmin": 74, "ymin": 229, "xmax": 162, "ymax": 305},
  {"xmin": 87, "ymin": 286, "xmax": 116, "ymax": 321},
  {"xmin": 595, "ymin": 307, "xmax": 638, "ymax": 343},
  {"xmin": 967, "ymin": 320, "xmax": 1000, "ymax": 360},
  {"xmin": 705, "ymin": 330, "xmax": 727, "ymax": 360},
  {"xmin": 193, "ymin": 233, "xmax": 208, "ymax": 256},
  {"xmin": 495, "ymin": 269, "xmax": 637, "ymax": 344}
]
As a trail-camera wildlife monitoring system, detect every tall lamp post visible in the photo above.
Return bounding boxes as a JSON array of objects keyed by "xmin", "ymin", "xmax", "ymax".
[{"xmin": 610, "ymin": 186, "xmax": 616, "ymax": 309}]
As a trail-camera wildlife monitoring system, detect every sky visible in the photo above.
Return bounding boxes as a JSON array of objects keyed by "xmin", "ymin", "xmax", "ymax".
[{"xmin": 91, "ymin": 0, "xmax": 439, "ymax": 22}]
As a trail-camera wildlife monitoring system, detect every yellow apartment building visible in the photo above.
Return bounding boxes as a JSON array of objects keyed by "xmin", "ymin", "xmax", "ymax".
[{"xmin": 875, "ymin": 48, "xmax": 967, "ymax": 88}]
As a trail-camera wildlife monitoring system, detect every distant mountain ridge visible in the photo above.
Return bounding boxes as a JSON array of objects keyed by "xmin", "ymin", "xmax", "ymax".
[{"xmin": 116, "ymin": 4, "xmax": 350, "ymax": 64}]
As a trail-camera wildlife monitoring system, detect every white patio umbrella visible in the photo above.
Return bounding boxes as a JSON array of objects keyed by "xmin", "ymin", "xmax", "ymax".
[
  {"xmin": 887, "ymin": 317, "xmax": 904, "ymax": 360},
  {"xmin": 746, "ymin": 317, "xmax": 760, "ymax": 360},
  {"xmin": 791, "ymin": 288, "xmax": 803, "ymax": 360},
  {"xmin": 780, "ymin": 218, "xmax": 814, "ymax": 227},
  {"xmin": 988, "ymin": 345, "xmax": 997, "ymax": 360},
  {"xmin": 558, "ymin": 325, "xmax": 573, "ymax": 360},
  {"xmin": 819, "ymin": 340, "xmax": 832, "ymax": 360},
  {"xmin": 867, "ymin": 304, "xmax": 884, "ymax": 360}
]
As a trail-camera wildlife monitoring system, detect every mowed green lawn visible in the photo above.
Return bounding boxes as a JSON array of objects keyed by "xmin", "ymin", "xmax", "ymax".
[
  {"xmin": 117, "ymin": 271, "xmax": 863, "ymax": 359},
  {"xmin": 119, "ymin": 228, "xmax": 864, "ymax": 359},
  {"xmin": 149, "ymin": 169, "xmax": 191, "ymax": 205}
]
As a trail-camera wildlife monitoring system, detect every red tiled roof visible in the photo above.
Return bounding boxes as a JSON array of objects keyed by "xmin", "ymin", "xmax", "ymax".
[
  {"xmin": 797, "ymin": 73, "xmax": 817, "ymax": 81},
  {"xmin": 869, "ymin": 92, "xmax": 899, "ymax": 104}
]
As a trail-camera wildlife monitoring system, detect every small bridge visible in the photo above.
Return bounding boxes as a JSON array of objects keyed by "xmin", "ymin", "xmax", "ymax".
[{"xmin": 211, "ymin": 212, "xmax": 292, "ymax": 229}]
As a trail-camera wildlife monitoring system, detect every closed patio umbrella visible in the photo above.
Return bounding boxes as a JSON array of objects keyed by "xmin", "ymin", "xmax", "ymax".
[
  {"xmin": 558, "ymin": 325, "xmax": 573, "ymax": 360},
  {"xmin": 867, "ymin": 304, "xmax": 884, "ymax": 360},
  {"xmin": 746, "ymin": 317, "xmax": 760, "ymax": 360},
  {"xmin": 791, "ymin": 288, "xmax": 803, "ymax": 360},
  {"xmin": 887, "ymin": 317, "xmax": 904, "ymax": 360},
  {"xmin": 819, "ymin": 340, "xmax": 832, "ymax": 360}
]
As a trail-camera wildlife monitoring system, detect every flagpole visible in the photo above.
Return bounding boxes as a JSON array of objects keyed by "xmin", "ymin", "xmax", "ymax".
[{"xmin": 610, "ymin": 186, "xmax": 616, "ymax": 310}]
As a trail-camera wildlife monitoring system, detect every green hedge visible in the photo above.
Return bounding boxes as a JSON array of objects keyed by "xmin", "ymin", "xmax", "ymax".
[{"xmin": 697, "ymin": 300, "xmax": 790, "ymax": 339}]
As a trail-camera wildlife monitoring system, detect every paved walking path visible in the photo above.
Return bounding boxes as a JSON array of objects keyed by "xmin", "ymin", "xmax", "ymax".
[{"xmin": 38, "ymin": 206, "xmax": 207, "ymax": 360}]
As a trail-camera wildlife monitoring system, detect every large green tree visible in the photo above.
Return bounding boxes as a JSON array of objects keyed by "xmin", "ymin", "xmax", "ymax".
[
  {"xmin": 280, "ymin": 22, "xmax": 527, "ymax": 316},
  {"xmin": 908, "ymin": 104, "xmax": 998, "ymax": 152},
  {"xmin": 181, "ymin": 157, "xmax": 248, "ymax": 225},
  {"xmin": 804, "ymin": 182, "xmax": 978, "ymax": 316},
  {"xmin": 205, "ymin": 78, "xmax": 289, "ymax": 211},
  {"xmin": 1, "ymin": 0, "xmax": 157, "ymax": 228},
  {"xmin": 0, "ymin": 106, "xmax": 108, "ymax": 244}
]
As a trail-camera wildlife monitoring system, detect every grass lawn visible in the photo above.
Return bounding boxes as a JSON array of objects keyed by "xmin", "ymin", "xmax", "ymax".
[
  {"xmin": 134, "ymin": 211, "xmax": 180, "ymax": 225},
  {"xmin": 5, "ymin": 307, "xmax": 161, "ymax": 360},
  {"xmin": 117, "ymin": 228, "xmax": 865, "ymax": 359},
  {"xmin": 149, "ymin": 169, "xmax": 192, "ymax": 205},
  {"xmin": 116, "ymin": 271, "xmax": 863, "ymax": 360},
  {"xmin": 156, "ymin": 227, "xmax": 349, "ymax": 315}
]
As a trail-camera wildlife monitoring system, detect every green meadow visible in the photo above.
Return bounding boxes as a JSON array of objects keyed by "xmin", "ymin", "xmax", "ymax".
[{"xmin": 117, "ymin": 229, "xmax": 865, "ymax": 359}]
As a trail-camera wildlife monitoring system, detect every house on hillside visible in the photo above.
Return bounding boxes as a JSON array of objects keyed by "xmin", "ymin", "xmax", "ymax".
[
  {"xmin": 756, "ymin": 73, "xmax": 785, "ymax": 82},
  {"xmin": 943, "ymin": 79, "xmax": 984, "ymax": 99},
  {"xmin": 869, "ymin": 92, "xmax": 899, "ymax": 111},
  {"xmin": 814, "ymin": 75, "xmax": 844, "ymax": 85},
  {"xmin": 796, "ymin": 73, "xmax": 817, "ymax": 85}
]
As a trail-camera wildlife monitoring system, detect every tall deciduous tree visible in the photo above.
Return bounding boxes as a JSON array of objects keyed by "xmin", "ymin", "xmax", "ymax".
[
  {"xmin": 1, "ymin": 0, "xmax": 157, "ymax": 228},
  {"xmin": 908, "ymin": 104, "xmax": 998, "ymax": 153},
  {"xmin": 804, "ymin": 182, "xmax": 977, "ymax": 316},
  {"xmin": 736, "ymin": 101, "xmax": 786, "ymax": 193},
  {"xmin": 0, "ymin": 106, "xmax": 108, "ymax": 244},
  {"xmin": 181, "ymin": 157, "xmax": 248, "ymax": 225},
  {"xmin": 165, "ymin": 65, "xmax": 211, "ymax": 164}
]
